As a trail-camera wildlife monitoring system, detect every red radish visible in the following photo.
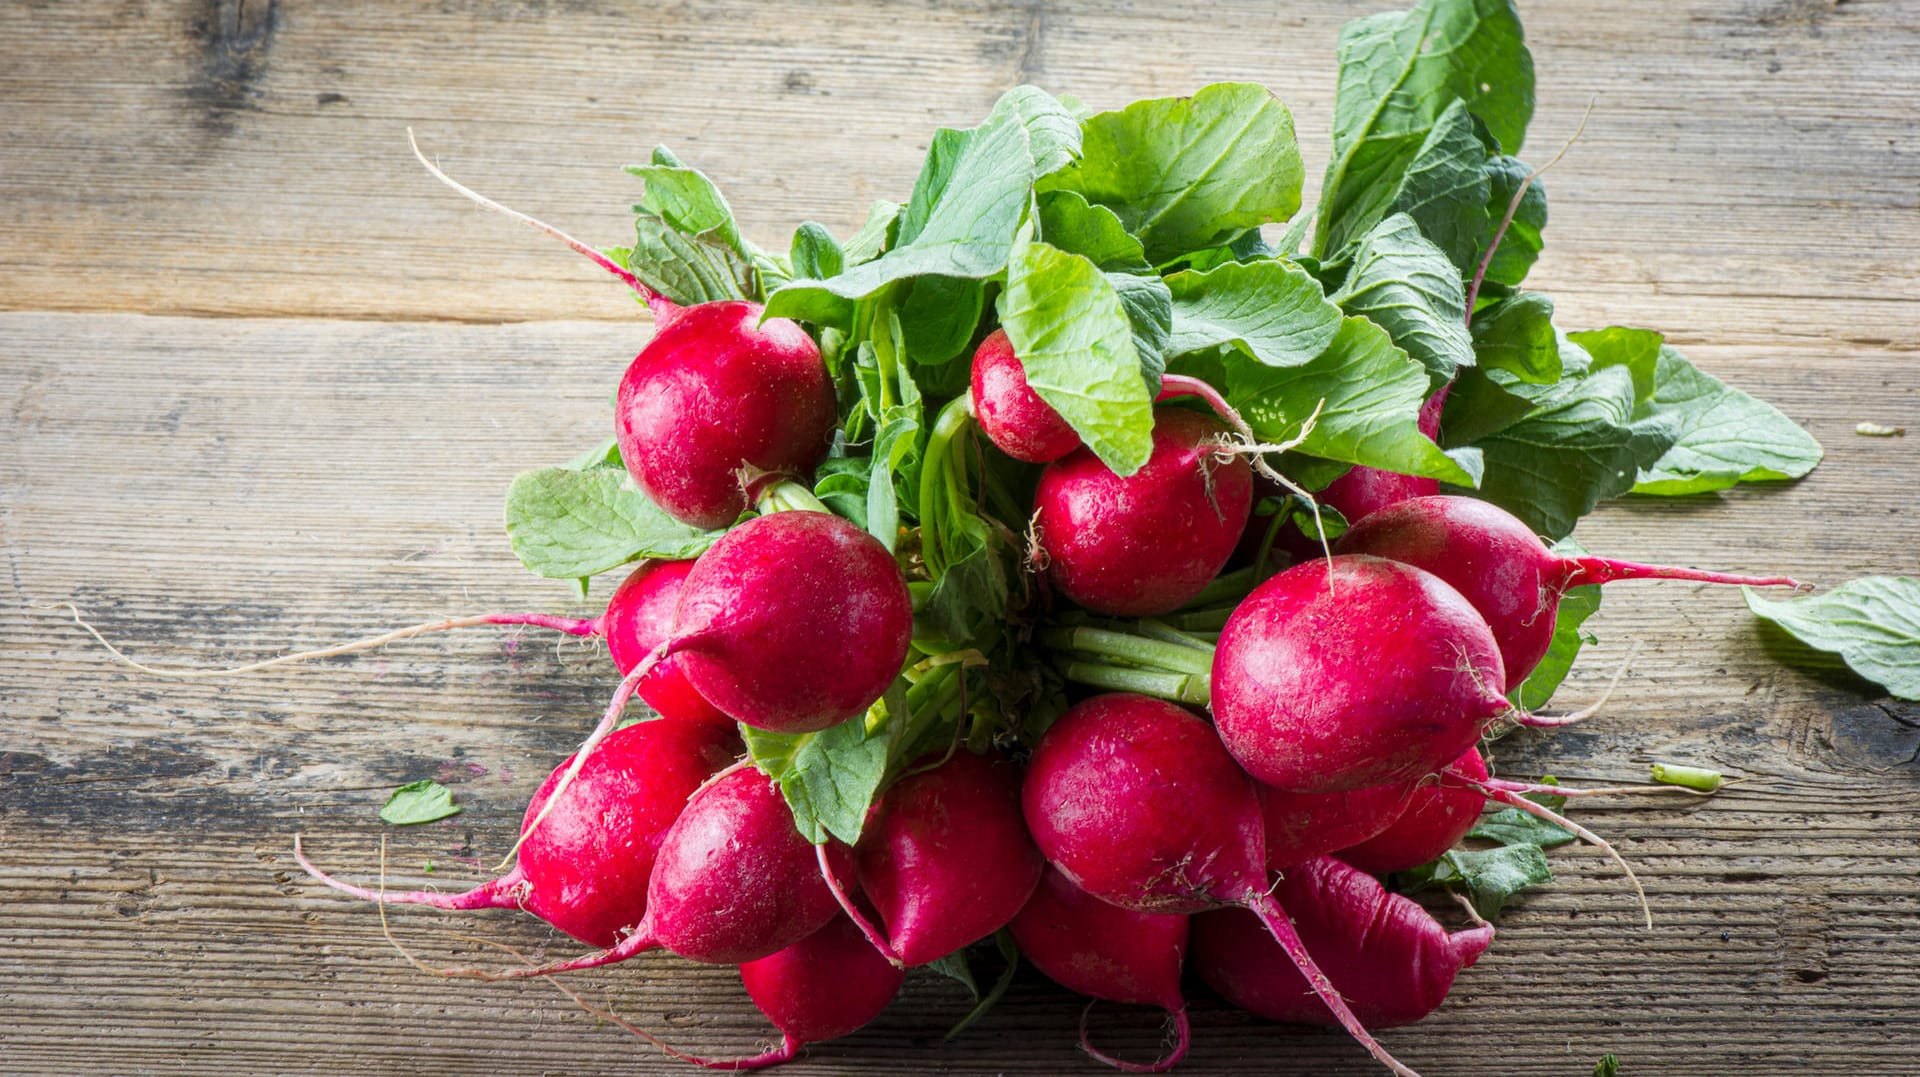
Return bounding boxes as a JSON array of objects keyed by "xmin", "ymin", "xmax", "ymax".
[
  {"xmin": 615, "ymin": 300, "xmax": 838, "ymax": 529},
  {"xmin": 603, "ymin": 559, "xmax": 734, "ymax": 729},
  {"xmin": 453, "ymin": 765, "xmax": 853, "ymax": 979},
  {"xmin": 1316, "ymin": 388, "xmax": 1449, "ymax": 524},
  {"xmin": 826, "ymin": 750, "xmax": 1043, "ymax": 967},
  {"xmin": 1009, "ymin": 866, "xmax": 1191, "ymax": 1074},
  {"xmin": 407, "ymin": 133, "xmax": 837, "ymax": 532},
  {"xmin": 1262, "ymin": 780, "xmax": 1416, "ymax": 871},
  {"xmin": 1191, "ymin": 856, "xmax": 1493, "ymax": 1029},
  {"xmin": 1023, "ymin": 692, "xmax": 1425, "ymax": 1077},
  {"xmin": 971, "ymin": 329, "xmax": 1082, "ymax": 463},
  {"xmin": 1336, "ymin": 749, "xmax": 1490, "ymax": 875},
  {"xmin": 1338, "ymin": 495, "xmax": 1802, "ymax": 683},
  {"xmin": 1211, "ymin": 554, "xmax": 1510, "ymax": 794},
  {"xmin": 295, "ymin": 718, "xmax": 738, "ymax": 947},
  {"xmin": 727, "ymin": 913, "xmax": 907, "ymax": 1068},
  {"xmin": 1034, "ymin": 407, "xmax": 1253, "ymax": 617}
]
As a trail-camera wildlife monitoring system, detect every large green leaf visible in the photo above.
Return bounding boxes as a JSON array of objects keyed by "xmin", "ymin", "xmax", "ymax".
[
  {"xmin": 1165, "ymin": 259, "xmax": 1344, "ymax": 370},
  {"xmin": 1226, "ymin": 315, "xmax": 1479, "ymax": 484},
  {"xmin": 1320, "ymin": 98, "xmax": 1490, "ymax": 269},
  {"xmin": 1330, "ymin": 214, "xmax": 1475, "ymax": 382},
  {"xmin": 1746, "ymin": 577, "xmax": 1920, "ymax": 701},
  {"xmin": 998, "ymin": 230, "xmax": 1155, "ymax": 475},
  {"xmin": 1623, "ymin": 344, "xmax": 1823, "ymax": 495},
  {"xmin": 1041, "ymin": 83, "xmax": 1305, "ymax": 263}
]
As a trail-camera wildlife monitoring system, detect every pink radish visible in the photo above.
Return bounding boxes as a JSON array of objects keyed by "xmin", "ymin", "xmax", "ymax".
[
  {"xmin": 1338, "ymin": 495, "xmax": 1801, "ymax": 682},
  {"xmin": 1023, "ymin": 691, "xmax": 1426, "ymax": 1077},
  {"xmin": 825, "ymin": 750, "xmax": 1043, "ymax": 967},
  {"xmin": 1262, "ymin": 780, "xmax": 1416, "ymax": 871},
  {"xmin": 603, "ymin": 559, "xmax": 735, "ymax": 729},
  {"xmin": 1034, "ymin": 407, "xmax": 1253, "ymax": 617},
  {"xmin": 450, "ymin": 765, "xmax": 854, "ymax": 978},
  {"xmin": 1009, "ymin": 865, "xmax": 1191, "ymax": 1074},
  {"xmin": 1192, "ymin": 856, "xmax": 1493, "ymax": 1029},
  {"xmin": 728, "ymin": 912, "xmax": 907, "ymax": 1068},
  {"xmin": 1336, "ymin": 749, "xmax": 1490, "ymax": 875},
  {"xmin": 296, "ymin": 718, "xmax": 738, "ymax": 948},
  {"xmin": 971, "ymin": 329, "xmax": 1082, "ymax": 463},
  {"xmin": 1211, "ymin": 554, "xmax": 1510, "ymax": 794}
]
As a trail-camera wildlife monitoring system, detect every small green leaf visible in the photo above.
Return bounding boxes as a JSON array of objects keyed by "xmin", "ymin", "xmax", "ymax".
[
  {"xmin": 743, "ymin": 715, "xmax": 894, "ymax": 846},
  {"xmin": 844, "ymin": 200, "xmax": 902, "ymax": 266},
  {"xmin": 1036, "ymin": 189, "xmax": 1152, "ymax": 273},
  {"xmin": 789, "ymin": 222, "xmax": 845, "ymax": 281},
  {"xmin": 1594, "ymin": 1054, "xmax": 1621, "ymax": 1077},
  {"xmin": 947, "ymin": 931, "xmax": 1021, "ymax": 1039},
  {"xmin": 504, "ymin": 468, "xmax": 722, "ymax": 580},
  {"xmin": 1746, "ymin": 577, "xmax": 1920, "ymax": 701},
  {"xmin": 1472, "ymin": 291, "xmax": 1561, "ymax": 384},
  {"xmin": 1469, "ymin": 789, "xmax": 1575, "ymax": 848},
  {"xmin": 1320, "ymin": 99, "xmax": 1490, "ymax": 270},
  {"xmin": 1042, "ymin": 83, "xmax": 1306, "ymax": 263},
  {"xmin": 627, "ymin": 215, "xmax": 754, "ymax": 305},
  {"xmin": 998, "ymin": 230, "xmax": 1154, "ymax": 475},
  {"xmin": 1408, "ymin": 843, "xmax": 1554, "ymax": 921},
  {"xmin": 1166, "ymin": 259, "xmax": 1345, "ymax": 370},
  {"xmin": 380, "ymin": 780, "xmax": 460, "ymax": 826},
  {"xmin": 926, "ymin": 949, "xmax": 979, "ymax": 1002},
  {"xmin": 1108, "ymin": 272, "xmax": 1174, "ymax": 392}
]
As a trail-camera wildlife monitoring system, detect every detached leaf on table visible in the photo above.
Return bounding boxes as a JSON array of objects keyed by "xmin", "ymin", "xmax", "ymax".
[
  {"xmin": 381, "ymin": 780, "xmax": 460, "ymax": 826},
  {"xmin": 1746, "ymin": 577, "xmax": 1920, "ymax": 701}
]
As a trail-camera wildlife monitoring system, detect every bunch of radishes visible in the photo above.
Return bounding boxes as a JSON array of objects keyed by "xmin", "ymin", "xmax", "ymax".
[{"xmin": 67, "ymin": 1, "xmax": 1825, "ymax": 1072}]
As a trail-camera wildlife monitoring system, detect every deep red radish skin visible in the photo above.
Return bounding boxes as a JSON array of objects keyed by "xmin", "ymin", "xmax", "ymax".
[
  {"xmin": 1009, "ymin": 866, "xmax": 1191, "ymax": 1074},
  {"xmin": 851, "ymin": 750, "xmax": 1043, "ymax": 966},
  {"xmin": 1034, "ymin": 407, "xmax": 1253, "ymax": 617},
  {"xmin": 1262, "ymin": 780, "xmax": 1416, "ymax": 871},
  {"xmin": 615, "ymin": 300, "xmax": 837, "ymax": 529},
  {"xmin": 672, "ymin": 511, "xmax": 913, "ymax": 734},
  {"xmin": 603, "ymin": 560, "xmax": 734, "ymax": 729},
  {"xmin": 1338, "ymin": 494, "xmax": 1802, "ymax": 683},
  {"xmin": 295, "ymin": 718, "xmax": 738, "ymax": 948},
  {"xmin": 1211, "ymin": 554, "xmax": 1510, "ymax": 794},
  {"xmin": 735, "ymin": 913, "xmax": 906, "ymax": 1063},
  {"xmin": 1022, "ymin": 692, "xmax": 1425, "ymax": 1077},
  {"xmin": 971, "ymin": 329, "xmax": 1081, "ymax": 463},
  {"xmin": 1192, "ymin": 856, "xmax": 1493, "ymax": 1029},
  {"xmin": 1337, "ymin": 749, "xmax": 1490, "ymax": 875}
]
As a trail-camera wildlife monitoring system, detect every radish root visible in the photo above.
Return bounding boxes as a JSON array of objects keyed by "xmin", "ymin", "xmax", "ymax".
[{"xmin": 1076, "ymin": 1000, "xmax": 1191, "ymax": 1074}]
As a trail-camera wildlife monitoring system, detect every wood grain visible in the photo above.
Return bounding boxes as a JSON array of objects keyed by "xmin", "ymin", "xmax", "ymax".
[{"xmin": 3, "ymin": 0, "xmax": 1919, "ymax": 1074}]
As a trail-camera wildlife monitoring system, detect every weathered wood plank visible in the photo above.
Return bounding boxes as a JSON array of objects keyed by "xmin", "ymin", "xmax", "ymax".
[
  {"xmin": 0, "ymin": 0, "xmax": 1916, "ymax": 350},
  {"xmin": 3, "ymin": 313, "xmax": 1917, "ymax": 1074}
]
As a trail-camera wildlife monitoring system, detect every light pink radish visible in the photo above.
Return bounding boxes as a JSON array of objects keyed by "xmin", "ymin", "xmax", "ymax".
[
  {"xmin": 828, "ymin": 750, "xmax": 1043, "ymax": 967},
  {"xmin": 1034, "ymin": 407, "xmax": 1253, "ymax": 617},
  {"xmin": 1262, "ymin": 780, "xmax": 1416, "ymax": 871},
  {"xmin": 1211, "ymin": 554, "xmax": 1510, "ymax": 794},
  {"xmin": 1023, "ymin": 692, "xmax": 1426, "ymax": 1077},
  {"xmin": 971, "ymin": 329, "xmax": 1082, "ymax": 463},
  {"xmin": 1009, "ymin": 865, "xmax": 1191, "ymax": 1073},
  {"xmin": 1192, "ymin": 856, "xmax": 1492, "ymax": 1029},
  {"xmin": 296, "ymin": 718, "xmax": 738, "ymax": 947},
  {"xmin": 1336, "ymin": 749, "xmax": 1490, "ymax": 875},
  {"xmin": 1338, "ymin": 495, "xmax": 1801, "ymax": 682}
]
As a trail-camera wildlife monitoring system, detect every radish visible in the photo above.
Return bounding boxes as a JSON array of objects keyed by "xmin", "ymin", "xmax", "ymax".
[
  {"xmin": 296, "ymin": 718, "xmax": 738, "ymax": 948},
  {"xmin": 1191, "ymin": 856, "xmax": 1493, "ymax": 1029},
  {"xmin": 730, "ymin": 912, "xmax": 907, "ymax": 1068},
  {"xmin": 1338, "ymin": 495, "xmax": 1802, "ymax": 682},
  {"xmin": 1023, "ymin": 691, "xmax": 1426, "ymax": 1077},
  {"xmin": 1262, "ymin": 780, "xmax": 1416, "ymax": 871},
  {"xmin": 824, "ymin": 749, "xmax": 1043, "ymax": 967},
  {"xmin": 971, "ymin": 329, "xmax": 1082, "ymax": 463},
  {"xmin": 1008, "ymin": 865, "xmax": 1191, "ymax": 1074},
  {"xmin": 407, "ymin": 132, "xmax": 836, "ymax": 531},
  {"xmin": 603, "ymin": 559, "xmax": 736, "ymax": 729},
  {"xmin": 1211, "ymin": 554, "xmax": 1510, "ymax": 794},
  {"xmin": 1034, "ymin": 406, "xmax": 1253, "ymax": 617},
  {"xmin": 1336, "ymin": 749, "xmax": 1490, "ymax": 875},
  {"xmin": 451, "ymin": 764, "xmax": 853, "ymax": 978}
]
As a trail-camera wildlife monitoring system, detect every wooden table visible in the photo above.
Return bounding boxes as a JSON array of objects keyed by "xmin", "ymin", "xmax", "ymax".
[{"xmin": 4, "ymin": 2, "xmax": 1917, "ymax": 1074}]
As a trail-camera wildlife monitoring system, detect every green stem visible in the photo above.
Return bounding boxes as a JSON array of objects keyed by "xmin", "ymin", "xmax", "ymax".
[
  {"xmin": 1037, "ymin": 626, "xmax": 1214, "ymax": 677},
  {"xmin": 917, "ymin": 396, "xmax": 976, "ymax": 576},
  {"xmin": 1055, "ymin": 659, "xmax": 1211, "ymax": 707},
  {"xmin": 1135, "ymin": 619, "xmax": 1218, "ymax": 654},
  {"xmin": 1650, "ymin": 763, "xmax": 1725, "ymax": 792},
  {"xmin": 906, "ymin": 580, "xmax": 936, "ymax": 612},
  {"xmin": 1167, "ymin": 607, "xmax": 1232, "ymax": 632},
  {"xmin": 1183, "ymin": 566, "xmax": 1260, "ymax": 611},
  {"xmin": 904, "ymin": 661, "xmax": 956, "ymax": 712},
  {"xmin": 754, "ymin": 479, "xmax": 829, "ymax": 515}
]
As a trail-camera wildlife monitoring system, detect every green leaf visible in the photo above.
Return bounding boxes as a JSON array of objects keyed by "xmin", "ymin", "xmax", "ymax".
[
  {"xmin": 380, "ymin": 780, "xmax": 460, "ymax": 825},
  {"xmin": 1042, "ymin": 83, "xmax": 1306, "ymax": 263},
  {"xmin": 1165, "ymin": 259, "xmax": 1345, "ymax": 371},
  {"xmin": 898, "ymin": 276, "xmax": 988, "ymax": 366},
  {"xmin": 1479, "ymin": 155, "xmax": 1547, "ymax": 287},
  {"xmin": 1226, "ymin": 315, "xmax": 1479, "ymax": 484},
  {"xmin": 1330, "ymin": 213, "xmax": 1475, "ymax": 382},
  {"xmin": 627, "ymin": 148, "xmax": 748, "ymax": 256},
  {"xmin": 1036, "ymin": 189, "xmax": 1152, "ymax": 273},
  {"xmin": 926, "ymin": 949, "xmax": 979, "ymax": 1001},
  {"xmin": 627, "ymin": 215, "xmax": 754, "ymax": 305},
  {"xmin": 998, "ymin": 230, "xmax": 1154, "ymax": 475},
  {"xmin": 1620, "ymin": 344, "xmax": 1824, "ymax": 495},
  {"xmin": 995, "ymin": 84, "xmax": 1083, "ymax": 177},
  {"xmin": 1570, "ymin": 326, "xmax": 1664, "ymax": 403},
  {"xmin": 789, "ymin": 222, "xmax": 845, "ymax": 281},
  {"xmin": 813, "ymin": 457, "xmax": 872, "ymax": 530},
  {"xmin": 844, "ymin": 200, "xmax": 902, "ymax": 266},
  {"xmin": 1511, "ymin": 579, "xmax": 1601, "ymax": 709},
  {"xmin": 1320, "ymin": 99, "xmax": 1490, "ymax": 270},
  {"xmin": 947, "ymin": 931, "xmax": 1021, "ymax": 1039},
  {"xmin": 1466, "ymin": 362, "xmax": 1671, "ymax": 539},
  {"xmin": 743, "ymin": 714, "xmax": 894, "ymax": 845},
  {"xmin": 504, "ymin": 467, "xmax": 722, "ymax": 579},
  {"xmin": 1472, "ymin": 291, "xmax": 1561, "ymax": 383},
  {"xmin": 1746, "ymin": 577, "xmax": 1920, "ymax": 701},
  {"xmin": 1594, "ymin": 1055, "xmax": 1621, "ymax": 1077},
  {"xmin": 922, "ymin": 516, "xmax": 1015, "ymax": 643},
  {"xmin": 1413, "ymin": 843, "xmax": 1554, "ymax": 921},
  {"xmin": 1469, "ymin": 790, "xmax": 1576, "ymax": 848},
  {"xmin": 560, "ymin": 437, "xmax": 623, "ymax": 472},
  {"xmin": 1109, "ymin": 272, "xmax": 1174, "ymax": 392}
]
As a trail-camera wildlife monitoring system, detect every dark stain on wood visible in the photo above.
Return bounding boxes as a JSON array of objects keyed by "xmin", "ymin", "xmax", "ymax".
[{"xmin": 186, "ymin": 0, "xmax": 276, "ymax": 136}]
